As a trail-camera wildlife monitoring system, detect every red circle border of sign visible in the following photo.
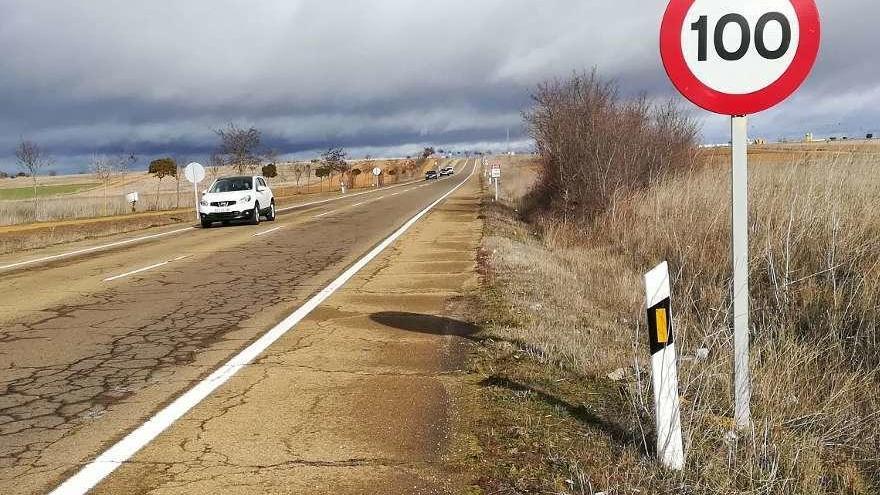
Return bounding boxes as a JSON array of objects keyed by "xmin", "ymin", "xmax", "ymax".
[{"xmin": 660, "ymin": 0, "xmax": 820, "ymax": 115}]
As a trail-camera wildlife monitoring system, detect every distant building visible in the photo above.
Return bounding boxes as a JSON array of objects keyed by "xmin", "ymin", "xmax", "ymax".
[
  {"xmin": 753, "ymin": 138, "xmax": 767, "ymax": 145},
  {"xmin": 804, "ymin": 132, "xmax": 814, "ymax": 143}
]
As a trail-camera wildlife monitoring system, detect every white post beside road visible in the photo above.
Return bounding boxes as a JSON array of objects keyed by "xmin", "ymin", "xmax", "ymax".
[
  {"xmin": 184, "ymin": 162, "xmax": 206, "ymax": 224},
  {"xmin": 644, "ymin": 261, "xmax": 684, "ymax": 471},
  {"xmin": 731, "ymin": 116, "xmax": 751, "ymax": 430},
  {"xmin": 192, "ymin": 182, "xmax": 199, "ymax": 222}
]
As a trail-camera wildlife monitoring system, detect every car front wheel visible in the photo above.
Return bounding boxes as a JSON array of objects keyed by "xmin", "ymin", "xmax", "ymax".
[
  {"xmin": 266, "ymin": 202, "xmax": 276, "ymax": 221},
  {"xmin": 251, "ymin": 202, "xmax": 261, "ymax": 225}
]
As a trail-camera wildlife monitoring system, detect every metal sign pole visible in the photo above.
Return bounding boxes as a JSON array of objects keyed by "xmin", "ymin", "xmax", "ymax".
[
  {"xmin": 193, "ymin": 181, "xmax": 200, "ymax": 223},
  {"xmin": 731, "ymin": 115, "xmax": 751, "ymax": 430}
]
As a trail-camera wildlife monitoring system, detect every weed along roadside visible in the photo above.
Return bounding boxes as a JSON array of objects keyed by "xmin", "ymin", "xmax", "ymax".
[{"xmin": 464, "ymin": 73, "xmax": 880, "ymax": 493}]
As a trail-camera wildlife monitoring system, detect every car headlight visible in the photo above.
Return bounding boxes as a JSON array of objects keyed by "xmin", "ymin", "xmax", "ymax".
[
  {"xmin": 199, "ymin": 200, "xmax": 208, "ymax": 206},
  {"xmin": 240, "ymin": 195, "xmax": 252, "ymax": 203}
]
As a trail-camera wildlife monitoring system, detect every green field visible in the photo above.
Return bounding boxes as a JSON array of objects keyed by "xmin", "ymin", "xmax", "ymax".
[{"xmin": 0, "ymin": 183, "xmax": 98, "ymax": 200}]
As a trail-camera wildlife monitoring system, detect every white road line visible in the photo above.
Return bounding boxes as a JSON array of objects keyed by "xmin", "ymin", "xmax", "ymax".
[
  {"xmin": 0, "ymin": 227, "xmax": 196, "ymax": 273},
  {"xmin": 351, "ymin": 202, "xmax": 365, "ymax": 207},
  {"xmin": 48, "ymin": 160, "xmax": 476, "ymax": 495},
  {"xmin": 313, "ymin": 210, "xmax": 336, "ymax": 219},
  {"xmin": 252, "ymin": 226, "xmax": 282, "ymax": 237},
  {"xmin": 102, "ymin": 255, "xmax": 191, "ymax": 282}
]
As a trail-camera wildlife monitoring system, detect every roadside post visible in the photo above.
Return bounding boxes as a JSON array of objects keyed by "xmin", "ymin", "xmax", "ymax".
[
  {"xmin": 660, "ymin": 0, "xmax": 820, "ymax": 430},
  {"xmin": 644, "ymin": 262, "xmax": 684, "ymax": 470},
  {"xmin": 125, "ymin": 192, "xmax": 139, "ymax": 213},
  {"xmin": 372, "ymin": 167, "xmax": 381, "ymax": 188},
  {"xmin": 490, "ymin": 164, "xmax": 501, "ymax": 201},
  {"xmin": 184, "ymin": 162, "xmax": 206, "ymax": 223}
]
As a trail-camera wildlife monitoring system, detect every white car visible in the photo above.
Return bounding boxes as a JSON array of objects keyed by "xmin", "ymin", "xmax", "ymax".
[{"xmin": 198, "ymin": 175, "xmax": 276, "ymax": 228}]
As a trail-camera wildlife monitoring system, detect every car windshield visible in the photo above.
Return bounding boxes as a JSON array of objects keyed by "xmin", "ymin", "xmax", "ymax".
[{"xmin": 209, "ymin": 177, "xmax": 252, "ymax": 193}]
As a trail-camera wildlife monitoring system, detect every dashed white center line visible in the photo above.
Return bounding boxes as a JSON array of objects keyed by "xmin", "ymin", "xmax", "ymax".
[
  {"xmin": 313, "ymin": 210, "xmax": 336, "ymax": 219},
  {"xmin": 252, "ymin": 226, "xmax": 282, "ymax": 237},
  {"xmin": 103, "ymin": 255, "xmax": 191, "ymax": 282},
  {"xmin": 0, "ymin": 226, "xmax": 195, "ymax": 273},
  {"xmin": 351, "ymin": 202, "xmax": 365, "ymax": 207}
]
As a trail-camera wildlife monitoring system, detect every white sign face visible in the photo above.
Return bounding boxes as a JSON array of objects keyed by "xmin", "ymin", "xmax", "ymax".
[
  {"xmin": 490, "ymin": 168, "xmax": 501, "ymax": 179},
  {"xmin": 184, "ymin": 162, "xmax": 206, "ymax": 184},
  {"xmin": 125, "ymin": 192, "xmax": 139, "ymax": 203},
  {"xmin": 681, "ymin": 0, "xmax": 799, "ymax": 95},
  {"xmin": 372, "ymin": 167, "xmax": 382, "ymax": 176}
]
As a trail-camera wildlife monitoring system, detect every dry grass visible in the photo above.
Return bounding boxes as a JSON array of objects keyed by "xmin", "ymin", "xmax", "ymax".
[{"xmin": 477, "ymin": 151, "xmax": 880, "ymax": 493}]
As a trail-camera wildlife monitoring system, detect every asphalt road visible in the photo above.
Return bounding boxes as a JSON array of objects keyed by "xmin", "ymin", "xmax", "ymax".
[{"xmin": 0, "ymin": 159, "xmax": 475, "ymax": 494}]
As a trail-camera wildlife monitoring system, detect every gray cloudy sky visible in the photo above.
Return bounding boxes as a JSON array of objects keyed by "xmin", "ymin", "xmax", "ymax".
[{"xmin": 0, "ymin": 1, "xmax": 876, "ymax": 172}]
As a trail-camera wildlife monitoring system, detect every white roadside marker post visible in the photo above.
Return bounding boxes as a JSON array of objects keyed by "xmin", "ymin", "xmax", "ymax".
[{"xmin": 644, "ymin": 261, "xmax": 684, "ymax": 471}]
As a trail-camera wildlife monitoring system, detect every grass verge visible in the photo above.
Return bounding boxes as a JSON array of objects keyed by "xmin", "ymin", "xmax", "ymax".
[{"xmin": 466, "ymin": 154, "xmax": 880, "ymax": 494}]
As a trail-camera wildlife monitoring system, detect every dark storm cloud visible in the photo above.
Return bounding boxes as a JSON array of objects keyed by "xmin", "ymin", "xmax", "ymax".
[{"xmin": 0, "ymin": 1, "xmax": 877, "ymax": 171}]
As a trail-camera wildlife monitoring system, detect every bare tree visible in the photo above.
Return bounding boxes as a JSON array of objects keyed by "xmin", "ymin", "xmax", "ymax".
[
  {"xmin": 15, "ymin": 139, "xmax": 51, "ymax": 219},
  {"xmin": 90, "ymin": 155, "xmax": 116, "ymax": 217},
  {"xmin": 209, "ymin": 152, "xmax": 225, "ymax": 179},
  {"xmin": 322, "ymin": 147, "xmax": 350, "ymax": 189},
  {"xmin": 214, "ymin": 123, "xmax": 262, "ymax": 173},
  {"xmin": 148, "ymin": 157, "xmax": 177, "ymax": 211},
  {"xmin": 292, "ymin": 164, "xmax": 305, "ymax": 189}
]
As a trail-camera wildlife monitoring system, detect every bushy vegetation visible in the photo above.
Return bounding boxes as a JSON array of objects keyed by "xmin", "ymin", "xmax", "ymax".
[{"xmin": 524, "ymin": 71, "xmax": 700, "ymax": 221}]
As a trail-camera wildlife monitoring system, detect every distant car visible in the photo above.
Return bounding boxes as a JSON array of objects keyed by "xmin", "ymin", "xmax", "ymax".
[
  {"xmin": 425, "ymin": 170, "xmax": 439, "ymax": 180},
  {"xmin": 439, "ymin": 167, "xmax": 454, "ymax": 176},
  {"xmin": 198, "ymin": 175, "xmax": 275, "ymax": 228}
]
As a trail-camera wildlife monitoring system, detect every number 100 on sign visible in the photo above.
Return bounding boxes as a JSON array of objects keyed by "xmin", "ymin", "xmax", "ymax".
[{"xmin": 661, "ymin": 0, "xmax": 820, "ymax": 115}]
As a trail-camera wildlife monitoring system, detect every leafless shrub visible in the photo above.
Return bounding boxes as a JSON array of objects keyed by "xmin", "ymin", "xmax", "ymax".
[{"xmin": 524, "ymin": 70, "xmax": 700, "ymax": 221}]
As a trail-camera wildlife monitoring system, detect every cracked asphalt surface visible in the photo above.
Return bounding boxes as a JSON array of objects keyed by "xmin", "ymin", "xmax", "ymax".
[{"xmin": 0, "ymin": 159, "xmax": 479, "ymax": 494}]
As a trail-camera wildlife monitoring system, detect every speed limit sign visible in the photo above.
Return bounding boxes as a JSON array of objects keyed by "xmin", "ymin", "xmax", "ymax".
[
  {"xmin": 661, "ymin": 0, "xmax": 820, "ymax": 115},
  {"xmin": 658, "ymin": 0, "xmax": 820, "ymax": 437}
]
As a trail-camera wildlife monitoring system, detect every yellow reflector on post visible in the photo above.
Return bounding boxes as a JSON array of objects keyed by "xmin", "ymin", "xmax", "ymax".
[{"xmin": 656, "ymin": 308, "xmax": 669, "ymax": 344}]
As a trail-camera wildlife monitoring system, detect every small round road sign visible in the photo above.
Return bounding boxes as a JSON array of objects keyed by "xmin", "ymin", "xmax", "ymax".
[
  {"xmin": 372, "ymin": 167, "xmax": 382, "ymax": 176},
  {"xmin": 184, "ymin": 162, "xmax": 206, "ymax": 184},
  {"xmin": 661, "ymin": 0, "xmax": 820, "ymax": 115}
]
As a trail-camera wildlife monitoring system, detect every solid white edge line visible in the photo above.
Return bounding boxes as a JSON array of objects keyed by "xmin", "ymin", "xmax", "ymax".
[
  {"xmin": 47, "ymin": 159, "xmax": 476, "ymax": 495},
  {"xmin": 0, "ymin": 227, "xmax": 195, "ymax": 272},
  {"xmin": 252, "ymin": 226, "xmax": 282, "ymax": 237}
]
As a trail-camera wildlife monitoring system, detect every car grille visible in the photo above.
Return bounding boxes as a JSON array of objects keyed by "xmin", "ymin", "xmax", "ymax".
[{"xmin": 211, "ymin": 201, "xmax": 237, "ymax": 207}]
